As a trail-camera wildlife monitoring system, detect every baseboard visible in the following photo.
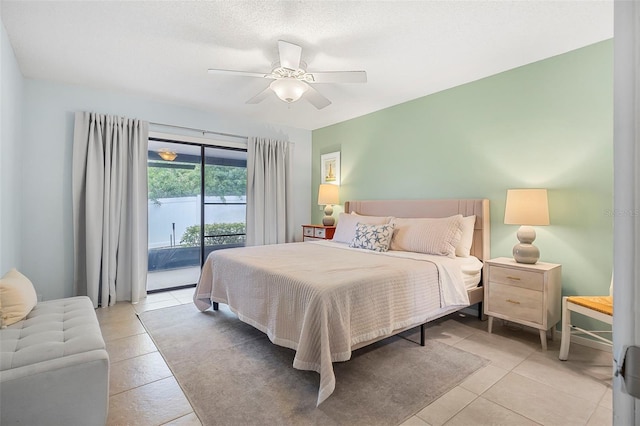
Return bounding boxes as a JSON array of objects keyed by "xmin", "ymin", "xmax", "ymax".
[
  {"xmin": 468, "ymin": 314, "xmax": 613, "ymax": 353},
  {"xmin": 563, "ymin": 331, "xmax": 613, "ymax": 353}
]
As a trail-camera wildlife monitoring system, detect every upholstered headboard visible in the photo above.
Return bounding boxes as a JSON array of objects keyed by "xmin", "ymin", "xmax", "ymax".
[{"xmin": 343, "ymin": 199, "xmax": 490, "ymax": 261}]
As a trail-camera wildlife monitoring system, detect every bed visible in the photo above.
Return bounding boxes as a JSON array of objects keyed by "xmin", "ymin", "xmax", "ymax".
[{"xmin": 194, "ymin": 198, "xmax": 490, "ymax": 405}]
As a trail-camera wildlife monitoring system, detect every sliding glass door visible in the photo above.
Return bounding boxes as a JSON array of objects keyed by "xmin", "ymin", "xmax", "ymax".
[
  {"xmin": 147, "ymin": 139, "xmax": 246, "ymax": 292},
  {"xmin": 202, "ymin": 146, "xmax": 247, "ymax": 261}
]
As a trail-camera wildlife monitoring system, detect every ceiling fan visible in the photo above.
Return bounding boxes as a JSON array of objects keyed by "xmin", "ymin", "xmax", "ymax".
[{"xmin": 208, "ymin": 40, "xmax": 367, "ymax": 109}]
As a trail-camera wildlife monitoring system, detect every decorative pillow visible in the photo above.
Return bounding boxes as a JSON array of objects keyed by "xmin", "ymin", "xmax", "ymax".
[
  {"xmin": 389, "ymin": 215, "xmax": 464, "ymax": 258},
  {"xmin": 332, "ymin": 212, "xmax": 391, "ymax": 244},
  {"xmin": 0, "ymin": 268, "xmax": 38, "ymax": 328},
  {"xmin": 455, "ymin": 215, "xmax": 476, "ymax": 257},
  {"xmin": 349, "ymin": 223, "xmax": 395, "ymax": 252}
]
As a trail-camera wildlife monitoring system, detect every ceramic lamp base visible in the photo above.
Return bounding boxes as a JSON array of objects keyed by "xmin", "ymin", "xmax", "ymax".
[
  {"xmin": 513, "ymin": 243, "xmax": 540, "ymax": 264},
  {"xmin": 322, "ymin": 205, "xmax": 335, "ymax": 226},
  {"xmin": 513, "ymin": 225, "xmax": 540, "ymax": 264}
]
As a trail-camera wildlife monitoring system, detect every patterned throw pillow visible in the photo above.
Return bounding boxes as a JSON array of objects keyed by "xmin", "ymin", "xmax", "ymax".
[{"xmin": 349, "ymin": 223, "xmax": 395, "ymax": 252}]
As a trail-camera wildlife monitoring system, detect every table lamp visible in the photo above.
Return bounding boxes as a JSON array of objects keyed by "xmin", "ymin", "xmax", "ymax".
[
  {"xmin": 504, "ymin": 189, "xmax": 549, "ymax": 264},
  {"xmin": 318, "ymin": 184, "xmax": 339, "ymax": 226}
]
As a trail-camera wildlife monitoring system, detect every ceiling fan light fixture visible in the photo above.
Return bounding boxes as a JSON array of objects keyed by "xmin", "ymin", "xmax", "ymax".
[
  {"xmin": 158, "ymin": 149, "xmax": 177, "ymax": 161},
  {"xmin": 270, "ymin": 78, "xmax": 308, "ymax": 103}
]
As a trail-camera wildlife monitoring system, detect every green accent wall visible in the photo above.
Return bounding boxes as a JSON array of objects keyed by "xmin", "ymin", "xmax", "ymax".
[{"xmin": 312, "ymin": 40, "xmax": 613, "ymax": 299}]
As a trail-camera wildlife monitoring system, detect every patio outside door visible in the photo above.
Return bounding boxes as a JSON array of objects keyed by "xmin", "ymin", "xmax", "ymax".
[{"xmin": 147, "ymin": 139, "xmax": 246, "ymax": 292}]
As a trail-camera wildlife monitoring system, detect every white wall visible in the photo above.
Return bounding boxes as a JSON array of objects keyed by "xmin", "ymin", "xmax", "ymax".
[
  {"xmin": 0, "ymin": 21, "xmax": 23, "ymax": 274},
  {"xmin": 20, "ymin": 79, "xmax": 312, "ymax": 300}
]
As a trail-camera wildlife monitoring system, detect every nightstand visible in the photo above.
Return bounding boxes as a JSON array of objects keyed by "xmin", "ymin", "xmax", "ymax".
[
  {"xmin": 302, "ymin": 224, "xmax": 336, "ymax": 242},
  {"xmin": 484, "ymin": 257, "xmax": 562, "ymax": 350}
]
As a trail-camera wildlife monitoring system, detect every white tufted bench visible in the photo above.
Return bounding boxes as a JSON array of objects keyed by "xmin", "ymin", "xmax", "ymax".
[{"xmin": 0, "ymin": 296, "xmax": 109, "ymax": 425}]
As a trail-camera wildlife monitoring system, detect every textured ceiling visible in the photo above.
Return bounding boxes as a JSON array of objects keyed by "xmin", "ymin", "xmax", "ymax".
[{"xmin": 1, "ymin": 0, "xmax": 613, "ymax": 130}]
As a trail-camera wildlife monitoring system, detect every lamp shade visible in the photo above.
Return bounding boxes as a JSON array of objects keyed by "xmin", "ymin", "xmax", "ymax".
[
  {"xmin": 318, "ymin": 184, "xmax": 339, "ymax": 205},
  {"xmin": 504, "ymin": 189, "xmax": 550, "ymax": 226},
  {"xmin": 270, "ymin": 78, "xmax": 308, "ymax": 103}
]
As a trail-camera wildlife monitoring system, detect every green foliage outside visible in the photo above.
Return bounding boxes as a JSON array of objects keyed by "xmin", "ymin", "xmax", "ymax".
[
  {"xmin": 148, "ymin": 163, "xmax": 247, "ymax": 203},
  {"xmin": 181, "ymin": 222, "xmax": 246, "ymax": 247}
]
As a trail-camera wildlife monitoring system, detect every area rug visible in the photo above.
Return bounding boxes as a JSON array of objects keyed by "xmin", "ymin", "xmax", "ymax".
[{"xmin": 138, "ymin": 303, "xmax": 487, "ymax": 426}]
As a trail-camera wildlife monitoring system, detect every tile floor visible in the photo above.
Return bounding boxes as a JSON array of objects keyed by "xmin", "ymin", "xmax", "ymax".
[{"xmin": 98, "ymin": 290, "xmax": 612, "ymax": 425}]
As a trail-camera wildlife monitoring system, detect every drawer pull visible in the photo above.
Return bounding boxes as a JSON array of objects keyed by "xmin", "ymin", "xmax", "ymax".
[
  {"xmin": 506, "ymin": 299, "xmax": 521, "ymax": 305},
  {"xmin": 506, "ymin": 276, "xmax": 521, "ymax": 281}
]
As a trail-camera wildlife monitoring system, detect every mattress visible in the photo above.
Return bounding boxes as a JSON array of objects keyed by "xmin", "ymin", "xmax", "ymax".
[{"xmin": 455, "ymin": 255, "xmax": 484, "ymax": 289}]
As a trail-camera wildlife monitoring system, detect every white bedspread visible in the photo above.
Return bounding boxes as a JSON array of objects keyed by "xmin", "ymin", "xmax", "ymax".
[{"xmin": 193, "ymin": 240, "xmax": 470, "ymax": 405}]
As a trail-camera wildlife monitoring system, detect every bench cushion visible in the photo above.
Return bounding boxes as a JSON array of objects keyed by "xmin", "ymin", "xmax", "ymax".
[{"xmin": 1, "ymin": 296, "xmax": 105, "ymax": 370}]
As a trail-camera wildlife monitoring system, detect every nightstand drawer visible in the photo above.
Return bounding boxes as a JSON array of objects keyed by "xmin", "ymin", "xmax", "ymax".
[
  {"xmin": 301, "ymin": 225, "xmax": 335, "ymax": 242},
  {"xmin": 488, "ymin": 282, "xmax": 544, "ymax": 324},
  {"xmin": 489, "ymin": 266, "xmax": 543, "ymax": 291}
]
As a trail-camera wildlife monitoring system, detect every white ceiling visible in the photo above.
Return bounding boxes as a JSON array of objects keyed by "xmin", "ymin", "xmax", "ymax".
[{"xmin": 1, "ymin": 0, "xmax": 613, "ymax": 131}]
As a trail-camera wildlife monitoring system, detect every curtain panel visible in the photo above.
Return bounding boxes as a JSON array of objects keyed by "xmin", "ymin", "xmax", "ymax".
[
  {"xmin": 246, "ymin": 137, "xmax": 293, "ymax": 246},
  {"xmin": 72, "ymin": 112, "xmax": 149, "ymax": 307}
]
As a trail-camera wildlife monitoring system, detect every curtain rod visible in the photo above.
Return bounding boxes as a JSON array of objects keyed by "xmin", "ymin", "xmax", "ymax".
[{"xmin": 149, "ymin": 122, "xmax": 248, "ymax": 140}]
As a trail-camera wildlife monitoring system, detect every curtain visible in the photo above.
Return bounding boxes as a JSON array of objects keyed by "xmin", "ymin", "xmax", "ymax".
[
  {"xmin": 72, "ymin": 112, "xmax": 149, "ymax": 307},
  {"xmin": 612, "ymin": 0, "xmax": 640, "ymax": 422},
  {"xmin": 246, "ymin": 137, "xmax": 292, "ymax": 245}
]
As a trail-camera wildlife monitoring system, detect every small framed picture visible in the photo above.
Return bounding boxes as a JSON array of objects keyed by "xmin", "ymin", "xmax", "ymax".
[{"xmin": 321, "ymin": 151, "xmax": 340, "ymax": 184}]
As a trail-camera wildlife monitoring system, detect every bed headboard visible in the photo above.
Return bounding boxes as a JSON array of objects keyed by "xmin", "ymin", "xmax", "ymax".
[{"xmin": 344, "ymin": 199, "xmax": 490, "ymax": 261}]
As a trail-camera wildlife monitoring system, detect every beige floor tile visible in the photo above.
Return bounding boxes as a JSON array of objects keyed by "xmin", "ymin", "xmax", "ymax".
[
  {"xmin": 109, "ymin": 351, "xmax": 173, "ymax": 395},
  {"xmin": 99, "ymin": 299, "xmax": 609, "ymax": 426},
  {"xmin": 482, "ymin": 372, "xmax": 597, "ymax": 425},
  {"xmin": 513, "ymin": 351, "xmax": 608, "ymax": 404},
  {"xmin": 400, "ymin": 415, "xmax": 432, "ymax": 426},
  {"xmin": 415, "ymin": 386, "xmax": 477, "ymax": 426},
  {"xmin": 105, "ymin": 333, "xmax": 158, "ymax": 363},
  {"xmin": 459, "ymin": 364, "xmax": 509, "ymax": 395},
  {"xmin": 175, "ymin": 296, "xmax": 195, "ymax": 305},
  {"xmin": 599, "ymin": 387, "xmax": 612, "ymax": 409},
  {"xmin": 587, "ymin": 405, "xmax": 612, "ymax": 426},
  {"xmin": 483, "ymin": 318, "xmax": 560, "ymax": 350},
  {"xmin": 107, "ymin": 377, "xmax": 193, "ymax": 426},
  {"xmin": 95, "ymin": 302, "xmax": 137, "ymax": 324},
  {"xmin": 546, "ymin": 342, "xmax": 613, "ymax": 384},
  {"xmin": 169, "ymin": 287, "xmax": 196, "ymax": 298},
  {"xmin": 162, "ymin": 412, "xmax": 202, "ymax": 425},
  {"xmin": 99, "ymin": 317, "xmax": 146, "ymax": 342},
  {"xmin": 454, "ymin": 332, "xmax": 535, "ymax": 371},
  {"xmin": 444, "ymin": 397, "xmax": 540, "ymax": 426},
  {"xmin": 426, "ymin": 319, "xmax": 477, "ymax": 346},
  {"xmin": 142, "ymin": 291, "xmax": 179, "ymax": 304},
  {"xmin": 134, "ymin": 298, "xmax": 182, "ymax": 313}
]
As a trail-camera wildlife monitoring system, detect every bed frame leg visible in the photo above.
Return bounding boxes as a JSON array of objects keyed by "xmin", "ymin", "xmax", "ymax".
[
  {"xmin": 420, "ymin": 323, "xmax": 425, "ymax": 346},
  {"xmin": 212, "ymin": 302, "xmax": 219, "ymax": 311}
]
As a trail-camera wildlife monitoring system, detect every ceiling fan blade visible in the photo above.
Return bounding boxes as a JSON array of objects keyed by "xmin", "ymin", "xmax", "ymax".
[
  {"xmin": 304, "ymin": 85, "xmax": 331, "ymax": 110},
  {"xmin": 208, "ymin": 69, "xmax": 269, "ymax": 78},
  {"xmin": 278, "ymin": 40, "xmax": 302, "ymax": 71},
  {"xmin": 246, "ymin": 86, "xmax": 272, "ymax": 104},
  {"xmin": 306, "ymin": 71, "xmax": 367, "ymax": 83}
]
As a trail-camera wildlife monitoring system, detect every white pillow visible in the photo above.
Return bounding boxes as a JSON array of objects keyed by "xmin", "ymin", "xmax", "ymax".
[
  {"xmin": 0, "ymin": 268, "xmax": 38, "ymax": 328},
  {"xmin": 349, "ymin": 223, "xmax": 395, "ymax": 252},
  {"xmin": 332, "ymin": 212, "xmax": 391, "ymax": 244},
  {"xmin": 389, "ymin": 215, "xmax": 464, "ymax": 258},
  {"xmin": 455, "ymin": 215, "xmax": 476, "ymax": 258}
]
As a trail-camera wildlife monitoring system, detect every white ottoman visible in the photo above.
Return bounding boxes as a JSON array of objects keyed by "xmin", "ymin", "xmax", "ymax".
[{"xmin": 0, "ymin": 296, "xmax": 109, "ymax": 425}]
